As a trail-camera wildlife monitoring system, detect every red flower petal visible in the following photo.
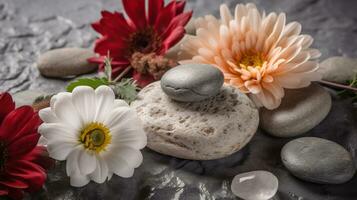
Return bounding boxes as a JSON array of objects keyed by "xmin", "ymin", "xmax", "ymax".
[
  {"xmin": 7, "ymin": 133, "xmax": 40, "ymax": 158},
  {"xmin": 88, "ymin": 56, "xmax": 105, "ymax": 64},
  {"xmin": 0, "ymin": 175, "xmax": 28, "ymax": 189},
  {"xmin": 0, "ymin": 185, "xmax": 8, "ymax": 196},
  {"xmin": 7, "ymin": 114, "xmax": 41, "ymax": 145},
  {"xmin": 112, "ymin": 11, "xmax": 136, "ymax": 33},
  {"xmin": 162, "ymin": 27, "xmax": 185, "ymax": 53},
  {"xmin": 161, "ymin": 11, "xmax": 192, "ymax": 41},
  {"xmin": 154, "ymin": 0, "xmax": 177, "ymax": 35},
  {"xmin": 24, "ymin": 146, "xmax": 54, "ymax": 170},
  {"xmin": 175, "ymin": 0, "xmax": 186, "ymax": 15},
  {"xmin": 0, "ymin": 106, "xmax": 34, "ymax": 142},
  {"xmin": 0, "ymin": 93, "xmax": 15, "ymax": 124},
  {"xmin": 94, "ymin": 37, "xmax": 127, "ymax": 56},
  {"xmin": 148, "ymin": 0, "xmax": 164, "ymax": 25},
  {"xmin": 92, "ymin": 11, "xmax": 134, "ymax": 38},
  {"xmin": 6, "ymin": 160, "xmax": 46, "ymax": 192},
  {"xmin": 91, "ymin": 21, "xmax": 105, "ymax": 35},
  {"xmin": 101, "ymin": 11, "xmax": 133, "ymax": 39},
  {"xmin": 132, "ymin": 70, "xmax": 155, "ymax": 88},
  {"xmin": 122, "ymin": 0, "xmax": 147, "ymax": 29}
]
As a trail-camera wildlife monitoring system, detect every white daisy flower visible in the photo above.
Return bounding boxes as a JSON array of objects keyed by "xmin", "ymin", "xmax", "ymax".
[{"xmin": 38, "ymin": 85, "xmax": 147, "ymax": 187}]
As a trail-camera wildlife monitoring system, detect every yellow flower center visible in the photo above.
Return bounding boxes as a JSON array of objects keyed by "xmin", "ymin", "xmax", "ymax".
[
  {"xmin": 239, "ymin": 52, "xmax": 265, "ymax": 69},
  {"xmin": 79, "ymin": 122, "xmax": 111, "ymax": 154}
]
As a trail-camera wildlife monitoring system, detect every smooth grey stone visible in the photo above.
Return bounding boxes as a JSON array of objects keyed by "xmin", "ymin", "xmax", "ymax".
[
  {"xmin": 160, "ymin": 64, "xmax": 224, "ymax": 102},
  {"xmin": 185, "ymin": 17, "xmax": 196, "ymax": 35},
  {"xmin": 318, "ymin": 56, "xmax": 357, "ymax": 83},
  {"xmin": 260, "ymin": 84, "xmax": 332, "ymax": 137},
  {"xmin": 231, "ymin": 170, "xmax": 279, "ymax": 200},
  {"xmin": 281, "ymin": 137, "xmax": 356, "ymax": 184},
  {"xmin": 12, "ymin": 90, "xmax": 47, "ymax": 107},
  {"xmin": 37, "ymin": 48, "xmax": 97, "ymax": 78},
  {"xmin": 131, "ymin": 82, "xmax": 258, "ymax": 160}
]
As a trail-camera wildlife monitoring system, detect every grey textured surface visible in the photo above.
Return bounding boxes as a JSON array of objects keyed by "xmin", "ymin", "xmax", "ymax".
[
  {"xmin": 1, "ymin": 0, "xmax": 357, "ymax": 199},
  {"xmin": 161, "ymin": 64, "xmax": 224, "ymax": 102},
  {"xmin": 281, "ymin": 137, "xmax": 356, "ymax": 184}
]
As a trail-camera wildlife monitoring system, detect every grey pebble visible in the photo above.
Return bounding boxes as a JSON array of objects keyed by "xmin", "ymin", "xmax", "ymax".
[
  {"xmin": 318, "ymin": 56, "xmax": 357, "ymax": 83},
  {"xmin": 37, "ymin": 48, "xmax": 97, "ymax": 78},
  {"xmin": 281, "ymin": 137, "xmax": 356, "ymax": 184},
  {"xmin": 260, "ymin": 84, "xmax": 331, "ymax": 137},
  {"xmin": 231, "ymin": 170, "xmax": 279, "ymax": 200},
  {"xmin": 131, "ymin": 82, "xmax": 259, "ymax": 160},
  {"xmin": 161, "ymin": 64, "xmax": 224, "ymax": 102}
]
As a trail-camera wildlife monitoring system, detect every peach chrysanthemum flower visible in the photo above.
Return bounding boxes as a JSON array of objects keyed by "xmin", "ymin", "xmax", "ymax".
[{"xmin": 180, "ymin": 3, "xmax": 321, "ymax": 109}]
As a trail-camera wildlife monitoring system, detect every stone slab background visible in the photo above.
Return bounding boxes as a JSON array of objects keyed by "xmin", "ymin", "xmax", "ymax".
[{"xmin": 0, "ymin": 0, "xmax": 357, "ymax": 199}]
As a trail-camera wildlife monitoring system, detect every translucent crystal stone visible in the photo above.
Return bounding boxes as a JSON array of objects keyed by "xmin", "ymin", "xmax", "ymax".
[{"xmin": 231, "ymin": 170, "xmax": 278, "ymax": 200}]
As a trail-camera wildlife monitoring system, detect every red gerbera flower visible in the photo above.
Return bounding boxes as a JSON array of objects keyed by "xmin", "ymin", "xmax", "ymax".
[
  {"xmin": 0, "ymin": 93, "xmax": 52, "ymax": 200},
  {"xmin": 89, "ymin": 0, "xmax": 192, "ymax": 87}
]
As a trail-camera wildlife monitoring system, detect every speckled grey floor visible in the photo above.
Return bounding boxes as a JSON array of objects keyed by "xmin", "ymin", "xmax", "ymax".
[{"xmin": 1, "ymin": 0, "xmax": 357, "ymax": 200}]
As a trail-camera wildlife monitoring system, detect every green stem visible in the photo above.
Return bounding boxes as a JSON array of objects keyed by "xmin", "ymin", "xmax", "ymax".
[
  {"xmin": 317, "ymin": 80, "xmax": 357, "ymax": 92},
  {"xmin": 112, "ymin": 66, "xmax": 132, "ymax": 83}
]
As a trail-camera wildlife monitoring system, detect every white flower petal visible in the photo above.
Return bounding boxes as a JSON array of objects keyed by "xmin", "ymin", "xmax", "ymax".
[
  {"xmin": 47, "ymin": 141, "xmax": 77, "ymax": 161},
  {"xmin": 104, "ymin": 107, "xmax": 133, "ymax": 131},
  {"xmin": 108, "ymin": 172, "xmax": 114, "ymax": 180},
  {"xmin": 70, "ymin": 174, "xmax": 90, "ymax": 187},
  {"xmin": 78, "ymin": 150, "xmax": 97, "ymax": 175},
  {"xmin": 94, "ymin": 85, "xmax": 115, "ymax": 123},
  {"xmin": 106, "ymin": 156, "xmax": 134, "ymax": 178},
  {"xmin": 113, "ymin": 131, "xmax": 147, "ymax": 149},
  {"xmin": 72, "ymin": 86, "xmax": 96, "ymax": 124},
  {"xmin": 38, "ymin": 136, "xmax": 48, "ymax": 146},
  {"xmin": 89, "ymin": 156, "xmax": 109, "ymax": 184},
  {"xmin": 53, "ymin": 92, "xmax": 82, "ymax": 130},
  {"xmin": 113, "ymin": 99, "xmax": 129, "ymax": 108},
  {"xmin": 50, "ymin": 94, "xmax": 58, "ymax": 110},
  {"xmin": 39, "ymin": 107, "xmax": 58, "ymax": 123},
  {"xmin": 39, "ymin": 123, "xmax": 77, "ymax": 142},
  {"xmin": 111, "ymin": 146, "xmax": 143, "ymax": 168},
  {"xmin": 66, "ymin": 148, "xmax": 81, "ymax": 176}
]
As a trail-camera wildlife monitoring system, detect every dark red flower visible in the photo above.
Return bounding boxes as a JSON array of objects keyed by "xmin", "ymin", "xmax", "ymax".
[
  {"xmin": 89, "ymin": 0, "xmax": 192, "ymax": 87},
  {"xmin": 0, "ymin": 93, "xmax": 51, "ymax": 200}
]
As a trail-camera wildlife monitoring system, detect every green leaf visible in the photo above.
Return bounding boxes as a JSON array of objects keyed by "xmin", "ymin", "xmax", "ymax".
[
  {"xmin": 114, "ymin": 78, "xmax": 139, "ymax": 104},
  {"xmin": 337, "ymin": 73, "xmax": 357, "ymax": 103},
  {"xmin": 66, "ymin": 77, "xmax": 109, "ymax": 92}
]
